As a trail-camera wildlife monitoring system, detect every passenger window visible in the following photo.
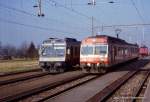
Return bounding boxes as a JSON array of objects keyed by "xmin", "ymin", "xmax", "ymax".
[{"xmin": 114, "ymin": 47, "xmax": 117, "ymax": 56}]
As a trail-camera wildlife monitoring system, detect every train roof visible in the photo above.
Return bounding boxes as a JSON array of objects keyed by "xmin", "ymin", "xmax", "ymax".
[
  {"xmin": 140, "ymin": 45, "xmax": 148, "ymax": 48},
  {"xmin": 88, "ymin": 35, "xmax": 138, "ymax": 46},
  {"xmin": 43, "ymin": 37, "xmax": 79, "ymax": 44}
]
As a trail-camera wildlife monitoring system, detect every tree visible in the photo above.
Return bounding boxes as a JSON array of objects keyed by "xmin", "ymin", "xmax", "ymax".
[
  {"xmin": 0, "ymin": 41, "xmax": 1, "ymax": 49},
  {"xmin": 3, "ymin": 44, "xmax": 16, "ymax": 56},
  {"xmin": 0, "ymin": 41, "xmax": 2, "ymax": 56},
  {"xmin": 17, "ymin": 41, "xmax": 28, "ymax": 58},
  {"xmin": 27, "ymin": 42, "xmax": 38, "ymax": 58}
]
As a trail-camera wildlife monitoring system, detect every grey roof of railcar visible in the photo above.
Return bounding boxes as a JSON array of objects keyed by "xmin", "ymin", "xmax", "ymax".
[
  {"xmin": 88, "ymin": 35, "xmax": 138, "ymax": 46},
  {"xmin": 43, "ymin": 37, "xmax": 80, "ymax": 44}
]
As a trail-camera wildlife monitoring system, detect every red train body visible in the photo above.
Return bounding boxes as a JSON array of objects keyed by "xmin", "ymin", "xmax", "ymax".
[
  {"xmin": 80, "ymin": 35, "xmax": 139, "ymax": 73},
  {"xmin": 139, "ymin": 46, "xmax": 149, "ymax": 57}
]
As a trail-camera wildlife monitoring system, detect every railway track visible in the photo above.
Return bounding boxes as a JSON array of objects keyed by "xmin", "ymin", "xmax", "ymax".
[
  {"xmin": 0, "ymin": 71, "xmax": 50, "ymax": 86},
  {"xmin": 87, "ymin": 70, "xmax": 150, "ymax": 102},
  {"xmin": 0, "ymin": 68, "xmax": 41, "ymax": 77},
  {"xmin": 133, "ymin": 71, "xmax": 150, "ymax": 102},
  {"xmin": 20, "ymin": 74, "xmax": 101, "ymax": 102},
  {"xmin": 18, "ymin": 60, "xmax": 147, "ymax": 102},
  {"xmin": 0, "ymin": 71, "xmax": 85, "ymax": 102},
  {"xmin": 45, "ymin": 59, "xmax": 149, "ymax": 102},
  {"xmin": 0, "ymin": 59, "xmax": 149, "ymax": 102},
  {"xmin": 0, "ymin": 67, "xmax": 80, "ymax": 86}
]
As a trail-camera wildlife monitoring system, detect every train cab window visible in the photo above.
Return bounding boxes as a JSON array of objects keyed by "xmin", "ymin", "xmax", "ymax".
[
  {"xmin": 81, "ymin": 46, "xmax": 93, "ymax": 55},
  {"xmin": 95, "ymin": 45, "xmax": 107, "ymax": 55}
]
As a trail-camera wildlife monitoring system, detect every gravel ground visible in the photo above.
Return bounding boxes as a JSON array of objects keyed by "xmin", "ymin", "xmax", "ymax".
[
  {"xmin": 19, "ymin": 75, "xmax": 98, "ymax": 102},
  {"xmin": 136, "ymin": 75, "xmax": 150, "ymax": 102},
  {"xmin": 106, "ymin": 71, "xmax": 148, "ymax": 102}
]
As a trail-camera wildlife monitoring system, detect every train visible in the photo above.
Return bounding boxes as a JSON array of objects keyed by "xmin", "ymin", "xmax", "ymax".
[
  {"xmin": 39, "ymin": 38, "xmax": 80, "ymax": 73},
  {"xmin": 80, "ymin": 35, "xmax": 139, "ymax": 73},
  {"xmin": 139, "ymin": 45, "xmax": 149, "ymax": 57}
]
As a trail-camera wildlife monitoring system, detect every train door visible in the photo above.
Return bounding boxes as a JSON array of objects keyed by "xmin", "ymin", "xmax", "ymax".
[
  {"xmin": 112, "ymin": 46, "xmax": 117, "ymax": 64},
  {"xmin": 111, "ymin": 45, "xmax": 115, "ymax": 64},
  {"xmin": 66, "ymin": 45, "xmax": 73, "ymax": 67}
]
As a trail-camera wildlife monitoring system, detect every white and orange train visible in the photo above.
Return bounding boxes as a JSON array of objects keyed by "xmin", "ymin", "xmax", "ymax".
[{"xmin": 80, "ymin": 35, "xmax": 139, "ymax": 73}]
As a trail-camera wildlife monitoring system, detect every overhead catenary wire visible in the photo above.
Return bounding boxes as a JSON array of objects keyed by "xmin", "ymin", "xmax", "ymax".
[
  {"xmin": 0, "ymin": 3, "xmax": 62, "ymax": 24},
  {"xmin": 43, "ymin": 1, "xmax": 91, "ymax": 27},
  {"xmin": 0, "ymin": 17, "xmax": 75, "ymax": 34},
  {"xmin": 0, "ymin": 3, "xmax": 89, "ymax": 31},
  {"xmin": 48, "ymin": 0, "xmax": 91, "ymax": 20},
  {"xmin": 94, "ymin": 23, "xmax": 150, "ymax": 28},
  {"xmin": 130, "ymin": 0, "xmax": 145, "ymax": 23},
  {"xmin": 48, "ymin": 0, "xmax": 104, "ymax": 33}
]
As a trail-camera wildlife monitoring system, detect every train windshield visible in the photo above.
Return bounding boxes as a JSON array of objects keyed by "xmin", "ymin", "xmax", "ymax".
[
  {"xmin": 81, "ymin": 45, "xmax": 107, "ymax": 55},
  {"xmin": 81, "ymin": 46, "xmax": 93, "ymax": 55},
  {"xmin": 41, "ymin": 45, "xmax": 65, "ymax": 57},
  {"xmin": 95, "ymin": 45, "xmax": 107, "ymax": 55}
]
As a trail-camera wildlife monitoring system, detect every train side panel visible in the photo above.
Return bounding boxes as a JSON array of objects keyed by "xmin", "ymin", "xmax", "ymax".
[
  {"xmin": 39, "ymin": 38, "xmax": 80, "ymax": 73},
  {"xmin": 80, "ymin": 35, "xmax": 139, "ymax": 73},
  {"xmin": 139, "ymin": 46, "xmax": 149, "ymax": 57}
]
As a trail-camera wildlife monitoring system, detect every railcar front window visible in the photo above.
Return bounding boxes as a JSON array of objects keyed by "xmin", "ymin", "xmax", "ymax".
[
  {"xmin": 41, "ymin": 45, "xmax": 65, "ymax": 57},
  {"xmin": 54, "ymin": 46, "xmax": 65, "ymax": 57},
  {"xmin": 81, "ymin": 46, "xmax": 93, "ymax": 55},
  {"xmin": 95, "ymin": 45, "xmax": 107, "ymax": 55}
]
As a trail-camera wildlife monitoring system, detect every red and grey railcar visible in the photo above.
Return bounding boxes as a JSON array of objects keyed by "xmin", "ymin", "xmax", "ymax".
[
  {"xmin": 139, "ymin": 45, "xmax": 149, "ymax": 57},
  {"xmin": 39, "ymin": 38, "xmax": 80, "ymax": 73},
  {"xmin": 80, "ymin": 35, "xmax": 139, "ymax": 73}
]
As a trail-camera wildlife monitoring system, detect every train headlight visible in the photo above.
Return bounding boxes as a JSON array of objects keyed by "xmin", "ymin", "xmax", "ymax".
[
  {"xmin": 55, "ymin": 62, "xmax": 62, "ymax": 67},
  {"xmin": 87, "ymin": 63, "xmax": 91, "ymax": 67},
  {"xmin": 39, "ymin": 62, "xmax": 44, "ymax": 66}
]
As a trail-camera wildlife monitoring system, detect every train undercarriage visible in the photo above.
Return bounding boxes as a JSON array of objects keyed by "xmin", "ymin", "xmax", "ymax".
[
  {"xmin": 81, "ymin": 63, "xmax": 108, "ymax": 73},
  {"xmin": 40, "ymin": 62, "xmax": 68, "ymax": 73}
]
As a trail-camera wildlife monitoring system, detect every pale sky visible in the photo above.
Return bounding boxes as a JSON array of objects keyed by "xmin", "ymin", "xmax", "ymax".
[{"xmin": 0, "ymin": 0, "xmax": 150, "ymax": 47}]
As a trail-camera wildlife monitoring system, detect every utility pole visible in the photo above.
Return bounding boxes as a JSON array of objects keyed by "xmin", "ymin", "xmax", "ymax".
[
  {"xmin": 38, "ymin": 0, "xmax": 42, "ymax": 16},
  {"xmin": 142, "ymin": 26, "xmax": 145, "ymax": 45},
  {"xmin": 88, "ymin": 0, "xmax": 96, "ymax": 5},
  {"xmin": 92, "ymin": 16, "xmax": 94, "ymax": 36},
  {"xmin": 88, "ymin": 0, "xmax": 114, "ymax": 36},
  {"xmin": 33, "ymin": 0, "xmax": 44, "ymax": 17}
]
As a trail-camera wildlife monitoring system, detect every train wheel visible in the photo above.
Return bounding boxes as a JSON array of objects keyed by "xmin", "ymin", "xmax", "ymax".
[
  {"xmin": 59, "ymin": 68, "xmax": 65, "ymax": 73},
  {"xmin": 42, "ymin": 67, "xmax": 49, "ymax": 72},
  {"xmin": 98, "ymin": 67, "xmax": 107, "ymax": 73},
  {"xmin": 82, "ymin": 67, "xmax": 90, "ymax": 73}
]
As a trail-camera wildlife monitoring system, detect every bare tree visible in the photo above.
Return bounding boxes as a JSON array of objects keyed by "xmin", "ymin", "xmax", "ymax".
[
  {"xmin": 0, "ymin": 41, "xmax": 1, "ymax": 49},
  {"xmin": 0, "ymin": 41, "xmax": 2, "ymax": 57},
  {"xmin": 27, "ymin": 42, "xmax": 38, "ymax": 59},
  {"xmin": 17, "ymin": 41, "xmax": 28, "ymax": 58}
]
